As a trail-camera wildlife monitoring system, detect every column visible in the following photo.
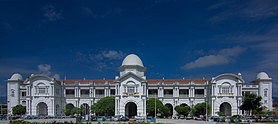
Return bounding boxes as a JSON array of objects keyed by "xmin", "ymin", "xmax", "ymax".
[
  {"xmin": 78, "ymin": 88, "xmax": 80, "ymax": 97},
  {"xmin": 75, "ymin": 88, "xmax": 77, "ymax": 97},
  {"xmin": 64, "ymin": 89, "xmax": 66, "ymax": 96},
  {"xmin": 89, "ymin": 88, "xmax": 92, "ymax": 97}
]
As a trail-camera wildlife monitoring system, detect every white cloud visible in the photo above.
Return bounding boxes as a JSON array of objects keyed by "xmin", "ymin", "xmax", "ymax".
[
  {"xmin": 95, "ymin": 50, "xmax": 125, "ymax": 60},
  {"xmin": 37, "ymin": 64, "xmax": 60, "ymax": 80},
  {"xmin": 209, "ymin": 0, "xmax": 278, "ymax": 22},
  {"xmin": 38, "ymin": 64, "xmax": 51, "ymax": 76},
  {"xmin": 53, "ymin": 74, "xmax": 60, "ymax": 80},
  {"xmin": 218, "ymin": 24, "xmax": 278, "ymax": 95},
  {"xmin": 182, "ymin": 46, "xmax": 245, "ymax": 70},
  {"xmin": 42, "ymin": 4, "xmax": 64, "ymax": 22},
  {"xmin": 75, "ymin": 50, "xmax": 125, "ymax": 71}
]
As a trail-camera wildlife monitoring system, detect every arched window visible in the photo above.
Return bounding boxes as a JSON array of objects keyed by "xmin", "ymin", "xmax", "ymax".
[
  {"xmin": 221, "ymin": 82, "xmax": 231, "ymax": 94},
  {"xmin": 35, "ymin": 82, "xmax": 48, "ymax": 94},
  {"xmin": 264, "ymin": 88, "xmax": 268, "ymax": 97},
  {"xmin": 126, "ymin": 82, "xmax": 137, "ymax": 93},
  {"xmin": 11, "ymin": 89, "xmax": 15, "ymax": 97}
]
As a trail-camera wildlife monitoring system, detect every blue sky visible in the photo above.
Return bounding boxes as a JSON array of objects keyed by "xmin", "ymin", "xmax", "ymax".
[{"xmin": 1, "ymin": 0, "xmax": 278, "ymax": 96}]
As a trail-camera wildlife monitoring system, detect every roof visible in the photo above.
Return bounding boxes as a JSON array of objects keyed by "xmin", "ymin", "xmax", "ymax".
[
  {"xmin": 147, "ymin": 79, "xmax": 208, "ymax": 84},
  {"xmin": 63, "ymin": 80, "xmax": 114, "ymax": 84},
  {"xmin": 62, "ymin": 79, "xmax": 208, "ymax": 84}
]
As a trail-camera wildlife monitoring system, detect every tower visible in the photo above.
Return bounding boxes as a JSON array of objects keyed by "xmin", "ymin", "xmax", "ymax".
[
  {"xmin": 115, "ymin": 54, "xmax": 147, "ymax": 117},
  {"xmin": 7, "ymin": 73, "xmax": 23, "ymax": 115},
  {"xmin": 255, "ymin": 72, "xmax": 273, "ymax": 110}
]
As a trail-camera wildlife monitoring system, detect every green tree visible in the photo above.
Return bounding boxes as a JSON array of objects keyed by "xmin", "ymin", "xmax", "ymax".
[
  {"xmin": 91, "ymin": 96, "xmax": 115, "ymax": 116},
  {"xmin": 217, "ymin": 112, "xmax": 226, "ymax": 116},
  {"xmin": 174, "ymin": 105, "xmax": 191, "ymax": 116},
  {"xmin": 12, "ymin": 105, "xmax": 26, "ymax": 115},
  {"xmin": 193, "ymin": 102, "xmax": 211, "ymax": 117},
  {"xmin": 240, "ymin": 93, "xmax": 262, "ymax": 115},
  {"xmin": 146, "ymin": 98, "xmax": 170, "ymax": 117},
  {"xmin": 64, "ymin": 104, "xmax": 74, "ymax": 116},
  {"xmin": 71, "ymin": 107, "xmax": 80, "ymax": 116}
]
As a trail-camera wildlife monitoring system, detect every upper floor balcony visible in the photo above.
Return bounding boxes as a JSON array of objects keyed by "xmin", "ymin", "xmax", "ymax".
[
  {"xmin": 194, "ymin": 94, "xmax": 205, "ymax": 98},
  {"xmin": 163, "ymin": 94, "xmax": 173, "ymax": 98},
  {"xmin": 95, "ymin": 94, "xmax": 105, "ymax": 98},
  {"xmin": 218, "ymin": 93, "xmax": 234, "ymax": 96},
  {"xmin": 179, "ymin": 94, "xmax": 189, "ymax": 98},
  {"xmin": 80, "ymin": 94, "xmax": 90, "ymax": 98},
  {"xmin": 65, "ymin": 94, "xmax": 75, "ymax": 99}
]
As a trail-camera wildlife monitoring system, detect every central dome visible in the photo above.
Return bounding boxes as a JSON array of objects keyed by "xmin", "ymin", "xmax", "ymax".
[{"xmin": 122, "ymin": 54, "xmax": 144, "ymax": 67}]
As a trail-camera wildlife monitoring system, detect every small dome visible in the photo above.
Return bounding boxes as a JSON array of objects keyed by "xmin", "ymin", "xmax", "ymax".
[
  {"xmin": 122, "ymin": 54, "xmax": 144, "ymax": 67},
  {"xmin": 10, "ymin": 73, "xmax": 23, "ymax": 80},
  {"xmin": 257, "ymin": 72, "xmax": 270, "ymax": 79}
]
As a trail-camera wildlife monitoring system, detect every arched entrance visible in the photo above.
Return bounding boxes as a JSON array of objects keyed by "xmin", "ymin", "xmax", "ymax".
[
  {"xmin": 65, "ymin": 103, "xmax": 74, "ymax": 116},
  {"xmin": 125, "ymin": 102, "xmax": 137, "ymax": 118},
  {"xmin": 81, "ymin": 103, "xmax": 90, "ymax": 116},
  {"xmin": 37, "ymin": 102, "xmax": 48, "ymax": 116},
  {"xmin": 165, "ymin": 103, "xmax": 173, "ymax": 118},
  {"xmin": 180, "ymin": 103, "xmax": 188, "ymax": 107},
  {"xmin": 220, "ymin": 102, "xmax": 232, "ymax": 116}
]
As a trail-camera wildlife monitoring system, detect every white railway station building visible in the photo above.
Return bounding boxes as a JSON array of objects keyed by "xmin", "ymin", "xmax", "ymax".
[{"xmin": 7, "ymin": 54, "xmax": 273, "ymax": 117}]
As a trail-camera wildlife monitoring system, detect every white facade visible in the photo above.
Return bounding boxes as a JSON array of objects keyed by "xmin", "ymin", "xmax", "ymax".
[{"xmin": 7, "ymin": 54, "xmax": 273, "ymax": 117}]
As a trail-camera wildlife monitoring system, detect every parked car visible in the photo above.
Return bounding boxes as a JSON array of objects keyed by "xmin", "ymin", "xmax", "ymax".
[
  {"xmin": 135, "ymin": 116, "xmax": 145, "ymax": 122},
  {"xmin": 129, "ymin": 116, "xmax": 136, "ymax": 122},
  {"xmin": 231, "ymin": 115, "xmax": 247, "ymax": 123},
  {"xmin": 105, "ymin": 116, "xmax": 113, "ymax": 121},
  {"xmin": 209, "ymin": 116, "xmax": 219, "ymax": 122},
  {"xmin": 90, "ymin": 115, "xmax": 97, "ymax": 121},
  {"xmin": 97, "ymin": 116, "xmax": 106, "ymax": 121},
  {"xmin": 147, "ymin": 117, "xmax": 155, "ymax": 122},
  {"xmin": 0, "ymin": 115, "xmax": 7, "ymax": 120},
  {"xmin": 113, "ymin": 115, "xmax": 129, "ymax": 121}
]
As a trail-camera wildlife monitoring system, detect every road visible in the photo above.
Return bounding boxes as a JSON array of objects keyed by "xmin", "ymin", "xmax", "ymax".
[{"xmin": 0, "ymin": 118, "xmax": 217, "ymax": 124}]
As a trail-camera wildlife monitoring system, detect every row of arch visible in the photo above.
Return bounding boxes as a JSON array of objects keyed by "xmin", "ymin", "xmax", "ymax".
[
  {"xmin": 36, "ymin": 102, "xmax": 90, "ymax": 116},
  {"xmin": 37, "ymin": 102, "xmax": 232, "ymax": 117},
  {"xmin": 65, "ymin": 103, "xmax": 90, "ymax": 116}
]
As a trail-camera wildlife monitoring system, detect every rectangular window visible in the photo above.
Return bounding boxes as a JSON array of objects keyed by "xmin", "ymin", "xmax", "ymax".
[
  {"xmin": 264, "ymin": 100, "xmax": 267, "ymax": 104},
  {"xmin": 38, "ymin": 87, "xmax": 46, "ymax": 94},
  {"xmin": 95, "ymin": 89, "xmax": 104, "ymax": 95},
  {"xmin": 66, "ymin": 89, "xmax": 75, "ymax": 95},
  {"xmin": 21, "ymin": 92, "xmax": 26, "ymax": 97},
  {"xmin": 110, "ymin": 89, "xmax": 115, "ymax": 95},
  {"xmin": 81, "ymin": 89, "xmax": 89, "ymax": 95},
  {"xmin": 179, "ymin": 89, "xmax": 189, "ymax": 95},
  {"xmin": 222, "ymin": 87, "xmax": 229, "ymax": 94},
  {"xmin": 195, "ymin": 89, "xmax": 204, "ymax": 95},
  {"xmin": 127, "ymin": 86, "xmax": 135, "ymax": 93},
  {"xmin": 164, "ymin": 89, "xmax": 173, "ymax": 95},
  {"xmin": 148, "ymin": 89, "xmax": 158, "ymax": 95}
]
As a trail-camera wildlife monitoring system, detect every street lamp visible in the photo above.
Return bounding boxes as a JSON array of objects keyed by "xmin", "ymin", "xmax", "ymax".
[{"xmin": 154, "ymin": 92, "xmax": 156, "ymax": 123}]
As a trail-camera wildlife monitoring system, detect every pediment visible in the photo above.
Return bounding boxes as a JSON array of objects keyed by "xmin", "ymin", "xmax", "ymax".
[
  {"xmin": 212, "ymin": 73, "xmax": 244, "ymax": 83},
  {"xmin": 115, "ymin": 72, "xmax": 146, "ymax": 83}
]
